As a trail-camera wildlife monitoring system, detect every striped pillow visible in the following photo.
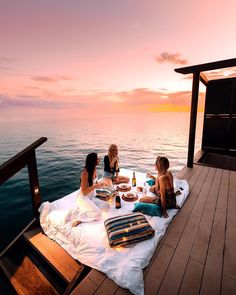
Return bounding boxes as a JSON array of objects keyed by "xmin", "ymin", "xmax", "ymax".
[{"xmin": 104, "ymin": 213, "xmax": 155, "ymax": 247}]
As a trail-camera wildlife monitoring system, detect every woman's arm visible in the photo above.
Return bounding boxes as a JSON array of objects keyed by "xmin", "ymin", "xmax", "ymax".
[
  {"xmin": 80, "ymin": 170, "xmax": 104, "ymax": 195},
  {"xmin": 146, "ymin": 172, "xmax": 156, "ymax": 180},
  {"xmin": 159, "ymin": 176, "xmax": 168, "ymax": 218}
]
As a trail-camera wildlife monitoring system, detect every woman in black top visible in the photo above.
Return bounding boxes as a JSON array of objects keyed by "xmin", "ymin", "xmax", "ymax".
[{"xmin": 103, "ymin": 144, "xmax": 129, "ymax": 184}]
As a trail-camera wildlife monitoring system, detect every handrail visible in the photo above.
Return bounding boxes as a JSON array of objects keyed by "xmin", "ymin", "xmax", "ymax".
[
  {"xmin": 0, "ymin": 137, "xmax": 47, "ymax": 184},
  {"xmin": 0, "ymin": 137, "xmax": 47, "ymax": 217}
]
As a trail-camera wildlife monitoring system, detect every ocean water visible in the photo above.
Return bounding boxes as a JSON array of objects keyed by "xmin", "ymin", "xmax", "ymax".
[{"xmin": 0, "ymin": 112, "xmax": 203, "ymax": 251}]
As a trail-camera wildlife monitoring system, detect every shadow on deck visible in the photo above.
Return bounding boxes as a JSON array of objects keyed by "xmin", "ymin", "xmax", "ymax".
[{"xmin": 199, "ymin": 152, "xmax": 236, "ymax": 171}]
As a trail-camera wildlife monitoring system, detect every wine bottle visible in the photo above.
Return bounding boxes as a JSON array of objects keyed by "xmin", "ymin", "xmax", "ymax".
[
  {"xmin": 132, "ymin": 172, "xmax": 136, "ymax": 187},
  {"xmin": 115, "ymin": 191, "xmax": 121, "ymax": 209}
]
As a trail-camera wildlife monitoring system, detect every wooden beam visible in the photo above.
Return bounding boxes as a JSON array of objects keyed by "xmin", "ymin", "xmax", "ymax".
[
  {"xmin": 28, "ymin": 151, "xmax": 41, "ymax": 217},
  {"xmin": 200, "ymin": 72, "xmax": 208, "ymax": 86},
  {"xmin": 175, "ymin": 58, "xmax": 236, "ymax": 75},
  {"xmin": 0, "ymin": 137, "xmax": 47, "ymax": 185},
  {"xmin": 23, "ymin": 227, "xmax": 84, "ymax": 284},
  {"xmin": 187, "ymin": 72, "xmax": 200, "ymax": 168}
]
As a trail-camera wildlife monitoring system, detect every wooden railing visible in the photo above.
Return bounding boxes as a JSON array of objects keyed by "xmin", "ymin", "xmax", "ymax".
[{"xmin": 0, "ymin": 137, "xmax": 47, "ymax": 217}]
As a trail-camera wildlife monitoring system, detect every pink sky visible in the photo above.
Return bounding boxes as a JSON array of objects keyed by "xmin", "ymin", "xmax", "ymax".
[{"xmin": 1, "ymin": 0, "xmax": 236, "ymax": 117}]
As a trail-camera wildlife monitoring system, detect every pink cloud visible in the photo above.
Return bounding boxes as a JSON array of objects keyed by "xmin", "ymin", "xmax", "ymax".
[
  {"xmin": 0, "ymin": 88, "xmax": 205, "ymax": 111},
  {"xmin": 155, "ymin": 52, "xmax": 188, "ymax": 65},
  {"xmin": 0, "ymin": 56, "xmax": 18, "ymax": 71},
  {"xmin": 183, "ymin": 67, "xmax": 236, "ymax": 81},
  {"xmin": 0, "ymin": 57, "xmax": 18, "ymax": 63},
  {"xmin": 31, "ymin": 75, "xmax": 73, "ymax": 83}
]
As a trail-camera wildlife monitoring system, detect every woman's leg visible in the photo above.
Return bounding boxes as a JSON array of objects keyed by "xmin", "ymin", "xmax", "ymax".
[
  {"xmin": 103, "ymin": 177, "xmax": 113, "ymax": 186},
  {"xmin": 115, "ymin": 175, "xmax": 129, "ymax": 184}
]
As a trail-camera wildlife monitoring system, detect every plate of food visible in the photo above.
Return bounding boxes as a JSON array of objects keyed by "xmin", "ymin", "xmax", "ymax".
[
  {"xmin": 125, "ymin": 192, "xmax": 135, "ymax": 199},
  {"xmin": 121, "ymin": 193, "xmax": 138, "ymax": 202},
  {"xmin": 117, "ymin": 184, "xmax": 131, "ymax": 192}
]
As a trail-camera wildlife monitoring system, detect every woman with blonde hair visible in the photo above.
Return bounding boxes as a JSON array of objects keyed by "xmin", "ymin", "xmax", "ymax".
[
  {"xmin": 140, "ymin": 156, "xmax": 179, "ymax": 218},
  {"xmin": 103, "ymin": 144, "xmax": 129, "ymax": 184}
]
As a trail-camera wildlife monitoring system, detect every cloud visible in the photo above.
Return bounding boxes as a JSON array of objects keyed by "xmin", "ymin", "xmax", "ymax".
[
  {"xmin": 183, "ymin": 67, "xmax": 236, "ymax": 81},
  {"xmin": 0, "ymin": 94, "xmax": 81, "ymax": 109},
  {"xmin": 0, "ymin": 57, "xmax": 18, "ymax": 63},
  {"xmin": 0, "ymin": 57, "xmax": 18, "ymax": 72},
  {"xmin": 155, "ymin": 52, "xmax": 188, "ymax": 65},
  {"xmin": 204, "ymin": 67, "xmax": 236, "ymax": 79},
  {"xmin": 0, "ymin": 66, "xmax": 10, "ymax": 71},
  {"xmin": 31, "ymin": 75, "xmax": 73, "ymax": 83},
  {"xmin": 0, "ymin": 87, "xmax": 205, "ymax": 112}
]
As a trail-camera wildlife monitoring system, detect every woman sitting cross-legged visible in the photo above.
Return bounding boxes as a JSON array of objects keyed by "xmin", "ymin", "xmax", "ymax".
[
  {"xmin": 103, "ymin": 144, "xmax": 129, "ymax": 185},
  {"xmin": 139, "ymin": 156, "xmax": 179, "ymax": 218}
]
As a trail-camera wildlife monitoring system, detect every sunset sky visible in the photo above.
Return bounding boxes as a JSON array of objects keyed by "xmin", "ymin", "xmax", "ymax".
[{"xmin": 1, "ymin": 0, "xmax": 236, "ymax": 118}]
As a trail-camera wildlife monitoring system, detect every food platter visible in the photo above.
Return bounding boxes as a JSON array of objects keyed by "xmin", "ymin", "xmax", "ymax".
[
  {"xmin": 117, "ymin": 183, "xmax": 131, "ymax": 192},
  {"xmin": 121, "ymin": 193, "xmax": 138, "ymax": 202},
  {"xmin": 125, "ymin": 192, "xmax": 135, "ymax": 199}
]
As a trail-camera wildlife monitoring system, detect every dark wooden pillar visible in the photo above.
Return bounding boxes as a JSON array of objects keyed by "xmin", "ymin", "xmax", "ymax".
[
  {"xmin": 187, "ymin": 71, "xmax": 200, "ymax": 167},
  {"xmin": 28, "ymin": 151, "xmax": 41, "ymax": 218}
]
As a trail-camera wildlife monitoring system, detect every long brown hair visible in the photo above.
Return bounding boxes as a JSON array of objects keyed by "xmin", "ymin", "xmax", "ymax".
[
  {"xmin": 156, "ymin": 156, "xmax": 169, "ymax": 175},
  {"xmin": 85, "ymin": 153, "xmax": 98, "ymax": 186}
]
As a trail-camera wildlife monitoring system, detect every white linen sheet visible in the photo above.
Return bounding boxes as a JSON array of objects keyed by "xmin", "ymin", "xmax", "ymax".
[{"xmin": 39, "ymin": 169, "xmax": 189, "ymax": 295}]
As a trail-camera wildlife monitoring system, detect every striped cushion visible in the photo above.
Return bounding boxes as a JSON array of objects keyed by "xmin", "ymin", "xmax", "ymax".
[{"xmin": 104, "ymin": 213, "xmax": 155, "ymax": 247}]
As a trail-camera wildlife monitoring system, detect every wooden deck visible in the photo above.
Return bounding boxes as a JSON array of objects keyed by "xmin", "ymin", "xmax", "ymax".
[{"xmin": 71, "ymin": 164, "xmax": 236, "ymax": 295}]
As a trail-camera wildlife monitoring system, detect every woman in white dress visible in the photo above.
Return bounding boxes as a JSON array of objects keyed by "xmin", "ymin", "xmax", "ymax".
[
  {"xmin": 79, "ymin": 153, "xmax": 105, "ymax": 198},
  {"xmin": 75, "ymin": 153, "xmax": 107, "ymax": 223}
]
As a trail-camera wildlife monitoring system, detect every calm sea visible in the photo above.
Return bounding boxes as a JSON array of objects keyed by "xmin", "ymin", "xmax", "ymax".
[{"xmin": 0, "ymin": 112, "xmax": 203, "ymax": 252}]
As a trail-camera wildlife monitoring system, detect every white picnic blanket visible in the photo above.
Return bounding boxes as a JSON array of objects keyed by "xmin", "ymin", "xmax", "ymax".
[{"xmin": 38, "ymin": 169, "xmax": 189, "ymax": 295}]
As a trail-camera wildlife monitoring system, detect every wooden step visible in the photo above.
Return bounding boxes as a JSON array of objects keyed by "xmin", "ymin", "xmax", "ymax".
[
  {"xmin": 23, "ymin": 227, "xmax": 84, "ymax": 284},
  {"xmin": 0, "ymin": 255, "xmax": 59, "ymax": 295}
]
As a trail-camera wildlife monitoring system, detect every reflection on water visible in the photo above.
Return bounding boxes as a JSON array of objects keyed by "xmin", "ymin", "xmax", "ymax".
[{"xmin": 0, "ymin": 112, "xmax": 203, "ymax": 250}]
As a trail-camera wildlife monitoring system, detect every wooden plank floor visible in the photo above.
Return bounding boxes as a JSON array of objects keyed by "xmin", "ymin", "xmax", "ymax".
[{"xmin": 71, "ymin": 165, "xmax": 236, "ymax": 295}]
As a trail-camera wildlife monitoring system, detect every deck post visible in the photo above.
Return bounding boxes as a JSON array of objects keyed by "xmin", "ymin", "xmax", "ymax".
[
  {"xmin": 187, "ymin": 71, "xmax": 200, "ymax": 167},
  {"xmin": 27, "ymin": 151, "xmax": 41, "ymax": 218}
]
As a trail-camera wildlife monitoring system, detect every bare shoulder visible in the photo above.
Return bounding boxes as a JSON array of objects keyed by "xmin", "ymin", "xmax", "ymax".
[
  {"xmin": 159, "ymin": 175, "xmax": 168, "ymax": 183},
  {"xmin": 81, "ymin": 168, "xmax": 88, "ymax": 179},
  {"xmin": 167, "ymin": 170, "xmax": 173, "ymax": 179}
]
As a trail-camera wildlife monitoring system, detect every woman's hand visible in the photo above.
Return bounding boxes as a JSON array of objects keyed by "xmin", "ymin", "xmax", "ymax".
[
  {"xmin": 113, "ymin": 176, "xmax": 119, "ymax": 184},
  {"xmin": 150, "ymin": 185, "xmax": 158, "ymax": 194},
  {"xmin": 95, "ymin": 181, "xmax": 106, "ymax": 189},
  {"xmin": 146, "ymin": 172, "xmax": 155, "ymax": 179}
]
